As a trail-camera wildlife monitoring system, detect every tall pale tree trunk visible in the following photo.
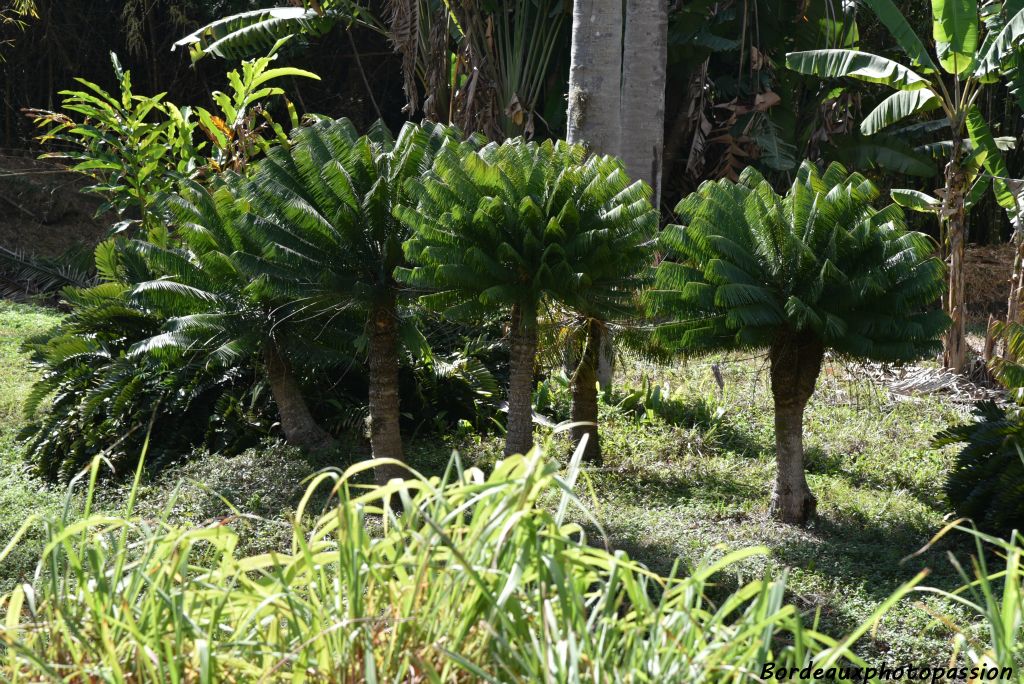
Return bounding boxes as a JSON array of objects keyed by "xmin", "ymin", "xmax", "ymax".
[
  {"xmin": 367, "ymin": 298, "xmax": 406, "ymax": 484},
  {"xmin": 566, "ymin": 0, "xmax": 667, "ymax": 436},
  {"xmin": 570, "ymin": 320, "xmax": 602, "ymax": 464},
  {"xmin": 620, "ymin": 0, "xmax": 668, "ymax": 208},
  {"xmin": 942, "ymin": 143, "xmax": 968, "ymax": 374},
  {"xmin": 505, "ymin": 303, "xmax": 539, "ymax": 457},
  {"xmin": 567, "ymin": 0, "xmax": 623, "ymax": 394},
  {"xmin": 768, "ymin": 334, "xmax": 823, "ymax": 526},
  {"xmin": 263, "ymin": 341, "xmax": 336, "ymax": 452},
  {"xmin": 566, "ymin": 0, "xmax": 623, "ymax": 155}
]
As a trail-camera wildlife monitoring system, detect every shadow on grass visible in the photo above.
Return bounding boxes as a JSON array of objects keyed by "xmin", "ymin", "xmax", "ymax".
[{"xmin": 803, "ymin": 445, "xmax": 947, "ymax": 506}]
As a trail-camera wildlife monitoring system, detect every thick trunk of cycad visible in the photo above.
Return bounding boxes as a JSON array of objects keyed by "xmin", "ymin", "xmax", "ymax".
[
  {"xmin": 566, "ymin": 0, "xmax": 622, "ymax": 154},
  {"xmin": 943, "ymin": 150, "xmax": 968, "ymax": 374},
  {"xmin": 368, "ymin": 298, "xmax": 406, "ymax": 485},
  {"xmin": 263, "ymin": 342, "xmax": 336, "ymax": 452},
  {"xmin": 620, "ymin": 0, "xmax": 667, "ymax": 207},
  {"xmin": 570, "ymin": 321, "xmax": 602, "ymax": 465},
  {"xmin": 505, "ymin": 304, "xmax": 538, "ymax": 458},
  {"xmin": 768, "ymin": 334, "xmax": 823, "ymax": 526}
]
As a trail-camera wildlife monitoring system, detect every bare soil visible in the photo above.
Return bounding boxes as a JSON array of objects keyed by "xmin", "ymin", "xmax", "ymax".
[{"xmin": 0, "ymin": 152, "xmax": 108, "ymax": 257}]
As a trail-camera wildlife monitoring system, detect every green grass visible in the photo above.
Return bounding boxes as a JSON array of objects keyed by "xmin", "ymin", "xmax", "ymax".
[
  {"xmin": 0, "ymin": 302, "xmax": 63, "ymax": 591},
  {"xmin": 0, "ymin": 300, "xmax": 995, "ymax": 665},
  {"xmin": 443, "ymin": 358, "xmax": 982, "ymax": 664}
]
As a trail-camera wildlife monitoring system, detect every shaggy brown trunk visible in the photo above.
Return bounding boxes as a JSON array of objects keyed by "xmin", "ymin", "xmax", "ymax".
[
  {"xmin": 596, "ymin": 332, "xmax": 615, "ymax": 391},
  {"xmin": 263, "ymin": 342, "xmax": 336, "ymax": 452},
  {"xmin": 984, "ymin": 314, "xmax": 998, "ymax": 365},
  {"xmin": 943, "ymin": 145, "xmax": 968, "ymax": 373},
  {"xmin": 768, "ymin": 334, "xmax": 824, "ymax": 526},
  {"xmin": 570, "ymin": 321, "xmax": 602, "ymax": 465},
  {"xmin": 505, "ymin": 303, "xmax": 538, "ymax": 457},
  {"xmin": 1008, "ymin": 232, "xmax": 1024, "ymax": 328},
  {"xmin": 368, "ymin": 299, "xmax": 406, "ymax": 485}
]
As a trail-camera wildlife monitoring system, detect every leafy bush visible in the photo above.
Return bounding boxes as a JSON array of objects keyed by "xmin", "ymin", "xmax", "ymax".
[
  {"xmin": 29, "ymin": 42, "xmax": 317, "ymax": 238},
  {"xmin": 935, "ymin": 402, "xmax": 1024, "ymax": 537},
  {"xmin": 0, "ymin": 445, "xmax": 895, "ymax": 681},
  {"xmin": 938, "ymin": 322, "xmax": 1024, "ymax": 537}
]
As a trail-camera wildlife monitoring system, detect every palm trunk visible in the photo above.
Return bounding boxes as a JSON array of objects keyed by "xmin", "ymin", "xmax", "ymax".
[
  {"xmin": 595, "ymin": 332, "xmax": 615, "ymax": 391},
  {"xmin": 768, "ymin": 334, "xmax": 823, "ymax": 525},
  {"xmin": 943, "ymin": 146, "xmax": 968, "ymax": 373},
  {"xmin": 566, "ymin": 0, "xmax": 622, "ymax": 155},
  {"xmin": 1005, "ymin": 221, "xmax": 1024, "ymax": 360},
  {"xmin": 570, "ymin": 321, "xmax": 602, "ymax": 464},
  {"xmin": 263, "ymin": 342, "xmax": 336, "ymax": 452},
  {"xmin": 620, "ymin": 0, "xmax": 668, "ymax": 207},
  {"xmin": 505, "ymin": 303, "xmax": 538, "ymax": 457},
  {"xmin": 368, "ymin": 299, "xmax": 406, "ymax": 485}
]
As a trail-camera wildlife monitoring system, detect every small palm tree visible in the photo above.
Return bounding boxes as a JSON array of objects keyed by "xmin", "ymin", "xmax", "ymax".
[
  {"xmin": 239, "ymin": 118, "xmax": 477, "ymax": 482},
  {"xmin": 132, "ymin": 181, "xmax": 342, "ymax": 453},
  {"xmin": 652, "ymin": 162, "xmax": 947, "ymax": 525},
  {"xmin": 397, "ymin": 138, "xmax": 657, "ymax": 458},
  {"xmin": 20, "ymin": 237, "xmax": 262, "ymax": 480}
]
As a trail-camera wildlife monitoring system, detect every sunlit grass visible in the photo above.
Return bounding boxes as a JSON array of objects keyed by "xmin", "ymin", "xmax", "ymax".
[{"xmin": 0, "ymin": 443, "xmax": 900, "ymax": 681}]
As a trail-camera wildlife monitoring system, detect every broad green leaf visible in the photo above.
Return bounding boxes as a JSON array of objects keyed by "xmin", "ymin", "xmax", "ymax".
[
  {"xmin": 965, "ymin": 174, "xmax": 991, "ymax": 210},
  {"xmin": 251, "ymin": 67, "xmax": 321, "ymax": 89},
  {"xmin": 965, "ymin": 106, "xmax": 1017, "ymax": 213},
  {"xmin": 862, "ymin": 0, "xmax": 938, "ymax": 71},
  {"xmin": 860, "ymin": 88, "xmax": 942, "ymax": 135},
  {"xmin": 975, "ymin": 6, "xmax": 1024, "ymax": 75},
  {"xmin": 891, "ymin": 188, "xmax": 941, "ymax": 212},
  {"xmin": 932, "ymin": 0, "xmax": 979, "ymax": 75},
  {"xmin": 786, "ymin": 50, "xmax": 930, "ymax": 90},
  {"xmin": 173, "ymin": 7, "xmax": 344, "ymax": 62}
]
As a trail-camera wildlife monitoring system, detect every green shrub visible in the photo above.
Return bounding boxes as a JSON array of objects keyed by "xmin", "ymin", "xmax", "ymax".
[
  {"xmin": 0, "ymin": 444, "xmax": 895, "ymax": 681},
  {"xmin": 938, "ymin": 321, "xmax": 1024, "ymax": 537},
  {"xmin": 936, "ymin": 402, "xmax": 1024, "ymax": 537},
  {"xmin": 19, "ymin": 242, "xmax": 265, "ymax": 480}
]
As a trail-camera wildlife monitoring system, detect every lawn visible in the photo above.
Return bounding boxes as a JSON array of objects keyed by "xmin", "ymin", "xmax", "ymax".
[{"xmin": 0, "ymin": 300, "xmax": 984, "ymax": 663}]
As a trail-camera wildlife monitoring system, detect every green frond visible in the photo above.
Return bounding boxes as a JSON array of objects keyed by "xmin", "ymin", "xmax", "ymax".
[
  {"xmin": 656, "ymin": 160, "xmax": 947, "ymax": 360},
  {"xmin": 398, "ymin": 137, "xmax": 658, "ymax": 329}
]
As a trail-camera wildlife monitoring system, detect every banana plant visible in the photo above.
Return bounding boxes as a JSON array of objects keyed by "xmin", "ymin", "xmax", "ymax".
[
  {"xmin": 786, "ymin": 0, "xmax": 1024, "ymax": 374},
  {"xmin": 173, "ymin": 2, "xmax": 375, "ymax": 62}
]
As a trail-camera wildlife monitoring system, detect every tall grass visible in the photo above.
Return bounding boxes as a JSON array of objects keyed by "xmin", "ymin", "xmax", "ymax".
[
  {"xmin": 0, "ymin": 440, "xmax": 908, "ymax": 682},
  {"xmin": 917, "ymin": 522, "xmax": 1024, "ymax": 680}
]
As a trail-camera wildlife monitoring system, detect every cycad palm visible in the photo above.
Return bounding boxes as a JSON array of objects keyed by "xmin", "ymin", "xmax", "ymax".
[
  {"xmin": 397, "ymin": 138, "xmax": 657, "ymax": 457},
  {"xmin": 21, "ymin": 239, "xmax": 260, "ymax": 479},
  {"xmin": 652, "ymin": 161, "xmax": 947, "ymax": 524},
  {"xmin": 240, "ymin": 118, "xmax": 477, "ymax": 481},
  {"xmin": 132, "ymin": 180, "xmax": 343, "ymax": 452}
]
